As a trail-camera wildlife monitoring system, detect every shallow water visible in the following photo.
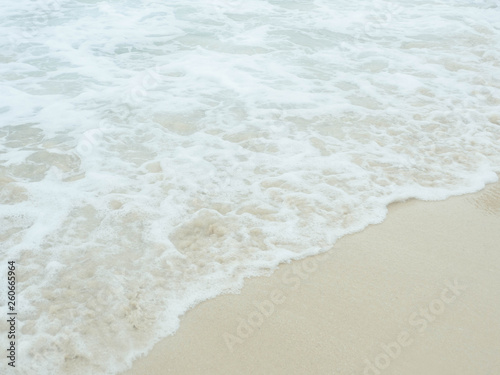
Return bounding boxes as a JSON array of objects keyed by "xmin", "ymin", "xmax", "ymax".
[{"xmin": 1, "ymin": 0, "xmax": 499, "ymax": 374}]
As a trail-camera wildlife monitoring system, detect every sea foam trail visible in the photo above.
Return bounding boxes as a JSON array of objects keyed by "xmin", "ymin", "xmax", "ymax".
[{"xmin": 0, "ymin": 0, "xmax": 499, "ymax": 374}]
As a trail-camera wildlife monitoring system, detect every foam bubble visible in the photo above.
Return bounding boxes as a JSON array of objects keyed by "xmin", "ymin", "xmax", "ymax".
[{"xmin": 1, "ymin": 0, "xmax": 500, "ymax": 374}]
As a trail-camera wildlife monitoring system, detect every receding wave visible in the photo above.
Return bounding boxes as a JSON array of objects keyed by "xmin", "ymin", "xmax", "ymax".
[{"xmin": 0, "ymin": 0, "xmax": 499, "ymax": 374}]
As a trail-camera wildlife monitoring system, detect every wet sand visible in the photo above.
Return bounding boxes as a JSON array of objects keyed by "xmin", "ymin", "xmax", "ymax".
[{"xmin": 122, "ymin": 180, "xmax": 500, "ymax": 375}]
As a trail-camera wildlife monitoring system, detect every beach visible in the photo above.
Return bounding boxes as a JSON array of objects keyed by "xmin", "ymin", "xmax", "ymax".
[
  {"xmin": 123, "ymin": 179, "xmax": 500, "ymax": 375},
  {"xmin": 2, "ymin": 1, "xmax": 500, "ymax": 374}
]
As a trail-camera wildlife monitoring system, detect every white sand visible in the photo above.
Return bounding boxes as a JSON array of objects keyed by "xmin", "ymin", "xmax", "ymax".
[{"xmin": 122, "ymin": 180, "xmax": 500, "ymax": 375}]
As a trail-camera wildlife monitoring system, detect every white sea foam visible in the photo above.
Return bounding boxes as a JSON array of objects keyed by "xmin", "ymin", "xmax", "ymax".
[{"xmin": 1, "ymin": 0, "xmax": 499, "ymax": 374}]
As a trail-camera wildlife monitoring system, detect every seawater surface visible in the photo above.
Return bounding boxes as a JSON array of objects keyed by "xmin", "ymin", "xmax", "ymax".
[{"xmin": 1, "ymin": 0, "xmax": 499, "ymax": 374}]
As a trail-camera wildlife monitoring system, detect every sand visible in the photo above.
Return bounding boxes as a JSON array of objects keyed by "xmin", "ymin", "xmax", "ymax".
[{"xmin": 121, "ymin": 180, "xmax": 500, "ymax": 375}]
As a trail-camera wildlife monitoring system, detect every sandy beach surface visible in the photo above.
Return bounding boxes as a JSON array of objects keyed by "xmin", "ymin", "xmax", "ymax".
[{"xmin": 122, "ymin": 179, "xmax": 500, "ymax": 375}]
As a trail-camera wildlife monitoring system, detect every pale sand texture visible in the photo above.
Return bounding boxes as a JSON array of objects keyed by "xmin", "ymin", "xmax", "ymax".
[{"xmin": 122, "ymin": 180, "xmax": 500, "ymax": 375}]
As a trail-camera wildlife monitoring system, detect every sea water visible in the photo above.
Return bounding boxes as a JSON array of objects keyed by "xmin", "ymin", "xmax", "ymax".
[{"xmin": 0, "ymin": 0, "xmax": 499, "ymax": 374}]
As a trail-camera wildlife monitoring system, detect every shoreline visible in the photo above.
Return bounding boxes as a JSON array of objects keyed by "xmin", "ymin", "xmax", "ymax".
[{"xmin": 122, "ymin": 180, "xmax": 500, "ymax": 375}]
